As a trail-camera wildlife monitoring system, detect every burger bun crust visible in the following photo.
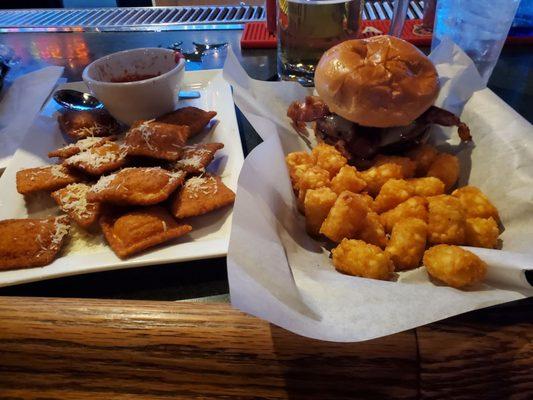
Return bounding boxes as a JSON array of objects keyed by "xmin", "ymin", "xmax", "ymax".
[{"xmin": 314, "ymin": 35, "xmax": 439, "ymax": 128}]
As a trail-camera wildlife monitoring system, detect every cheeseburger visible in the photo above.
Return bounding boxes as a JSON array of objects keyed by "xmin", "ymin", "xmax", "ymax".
[{"xmin": 287, "ymin": 35, "xmax": 471, "ymax": 168}]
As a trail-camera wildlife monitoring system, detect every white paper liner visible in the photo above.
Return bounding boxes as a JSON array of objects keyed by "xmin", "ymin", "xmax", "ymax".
[
  {"xmin": 224, "ymin": 39, "xmax": 533, "ymax": 342},
  {"xmin": 0, "ymin": 66, "xmax": 64, "ymax": 169}
]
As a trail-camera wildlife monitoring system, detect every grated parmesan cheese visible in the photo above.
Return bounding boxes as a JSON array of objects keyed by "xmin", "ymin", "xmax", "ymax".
[
  {"xmin": 91, "ymin": 173, "xmax": 117, "ymax": 193},
  {"xmin": 75, "ymin": 136, "xmax": 103, "ymax": 151},
  {"xmin": 50, "ymin": 165, "xmax": 69, "ymax": 179},
  {"xmin": 57, "ymin": 183, "xmax": 92, "ymax": 218},
  {"xmin": 72, "ymin": 123, "xmax": 106, "ymax": 137},
  {"xmin": 67, "ymin": 143, "xmax": 120, "ymax": 168},
  {"xmin": 185, "ymin": 176, "xmax": 217, "ymax": 198},
  {"xmin": 51, "ymin": 217, "xmax": 70, "ymax": 247},
  {"xmin": 129, "ymin": 119, "xmax": 156, "ymax": 151}
]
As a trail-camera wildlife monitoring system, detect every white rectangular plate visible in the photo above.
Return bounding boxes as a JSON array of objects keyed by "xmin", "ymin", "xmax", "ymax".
[{"xmin": 0, "ymin": 69, "xmax": 244, "ymax": 287}]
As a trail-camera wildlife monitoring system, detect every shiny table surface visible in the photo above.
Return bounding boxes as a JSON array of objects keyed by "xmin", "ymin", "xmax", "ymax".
[{"xmin": 0, "ymin": 30, "xmax": 531, "ymax": 300}]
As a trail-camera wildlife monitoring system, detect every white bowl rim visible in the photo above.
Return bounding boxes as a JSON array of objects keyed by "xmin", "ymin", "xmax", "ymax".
[{"xmin": 82, "ymin": 47, "xmax": 185, "ymax": 87}]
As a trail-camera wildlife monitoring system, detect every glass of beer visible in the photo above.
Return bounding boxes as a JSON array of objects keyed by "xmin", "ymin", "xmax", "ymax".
[{"xmin": 277, "ymin": 0, "xmax": 362, "ymax": 86}]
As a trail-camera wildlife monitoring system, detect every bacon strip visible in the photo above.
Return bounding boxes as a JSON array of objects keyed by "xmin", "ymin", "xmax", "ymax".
[
  {"xmin": 418, "ymin": 106, "xmax": 472, "ymax": 142},
  {"xmin": 287, "ymin": 96, "xmax": 330, "ymax": 127}
]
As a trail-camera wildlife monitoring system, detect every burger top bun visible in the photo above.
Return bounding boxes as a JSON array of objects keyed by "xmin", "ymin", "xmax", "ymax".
[{"xmin": 314, "ymin": 35, "xmax": 439, "ymax": 128}]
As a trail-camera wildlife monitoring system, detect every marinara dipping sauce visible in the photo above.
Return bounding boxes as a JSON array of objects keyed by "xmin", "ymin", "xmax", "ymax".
[{"xmin": 111, "ymin": 73, "xmax": 159, "ymax": 83}]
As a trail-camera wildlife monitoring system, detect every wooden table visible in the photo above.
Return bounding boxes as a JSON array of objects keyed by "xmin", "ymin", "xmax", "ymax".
[{"xmin": 0, "ymin": 296, "xmax": 531, "ymax": 399}]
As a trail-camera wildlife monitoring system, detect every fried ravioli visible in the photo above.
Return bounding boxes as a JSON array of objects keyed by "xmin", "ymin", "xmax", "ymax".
[
  {"xmin": 156, "ymin": 106, "xmax": 217, "ymax": 138},
  {"xmin": 58, "ymin": 109, "xmax": 121, "ymax": 140},
  {"xmin": 0, "ymin": 216, "xmax": 70, "ymax": 271},
  {"xmin": 63, "ymin": 141, "xmax": 127, "ymax": 176},
  {"xmin": 16, "ymin": 165, "xmax": 84, "ymax": 195},
  {"xmin": 124, "ymin": 119, "xmax": 189, "ymax": 161},
  {"xmin": 87, "ymin": 167, "xmax": 186, "ymax": 206},
  {"xmin": 170, "ymin": 142, "xmax": 224, "ymax": 174},
  {"xmin": 100, "ymin": 206, "xmax": 192, "ymax": 258},
  {"xmin": 51, "ymin": 183, "xmax": 102, "ymax": 229},
  {"xmin": 48, "ymin": 136, "xmax": 115, "ymax": 159},
  {"xmin": 171, "ymin": 175, "xmax": 235, "ymax": 219}
]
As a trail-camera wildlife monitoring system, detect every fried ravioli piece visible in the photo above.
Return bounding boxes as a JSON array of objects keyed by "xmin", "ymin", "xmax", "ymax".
[
  {"xmin": 157, "ymin": 106, "xmax": 217, "ymax": 138},
  {"xmin": 332, "ymin": 239, "xmax": 394, "ymax": 281},
  {"xmin": 124, "ymin": 119, "xmax": 189, "ymax": 161},
  {"xmin": 423, "ymin": 245, "xmax": 487, "ymax": 288},
  {"xmin": 87, "ymin": 167, "xmax": 186, "ymax": 206},
  {"xmin": 48, "ymin": 136, "xmax": 114, "ymax": 159},
  {"xmin": 58, "ymin": 109, "xmax": 121, "ymax": 140},
  {"xmin": 0, "ymin": 216, "xmax": 70, "ymax": 271},
  {"xmin": 100, "ymin": 206, "xmax": 192, "ymax": 259},
  {"xmin": 170, "ymin": 143, "xmax": 224, "ymax": 174},
  {"xmin": 51, "ymin": 183, "xmax": 102, "ymax": 229},
  {"xmin": 171, "ymin": 175, "xmax": 236, "ymax": 219},
  {"xmin": 16, "ymin": 165, "xmax": 84, "ymax": 195},
  {"xmin": 64, "ymin": 141, "xmax": 127, "ymax": 176}
]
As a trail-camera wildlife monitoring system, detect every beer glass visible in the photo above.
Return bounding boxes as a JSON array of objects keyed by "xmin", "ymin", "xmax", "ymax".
[{"xmin": 277, "ymin": 0, "xmax": 362, "ymax": 86}]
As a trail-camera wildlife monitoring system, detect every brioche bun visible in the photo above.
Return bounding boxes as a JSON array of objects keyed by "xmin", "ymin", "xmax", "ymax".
[{"xmin": 314, "ymin": 35, "xmax": 439, "ymax": 128}]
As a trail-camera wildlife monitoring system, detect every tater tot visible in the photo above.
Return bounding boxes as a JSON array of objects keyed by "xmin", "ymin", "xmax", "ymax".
[
  {"xmin": 407, "ymin": 144, "xmax": 439, "ymax": 176},
  {"xmin": 312, "ymin": 143, "xmax": 347, "ymax": 178},
  {"xmin": 297, "ymin": 166, "xmax": 330, "ymax": 212},
  {"xmin": 359, "ymin": 193, "xmax": 374, "ymax": 209},
  {"xmin": 427, "ymin": 195, "xmax": 466, "ymax": 245},
  {"xmin": 330, "ymin": 165, "xmax": 367, "ymax": 195},
  {"xmin": 380, "ymin": 196, "xmax": 428, "ymax": 233},
  {"xmin": 320, "ymin": 191, "xmax": 368, "ymax": 243},
  {"xmin": 304, "ymin": 187, "xmax": 338, "ymax": 236},
  {"xmin": 332, "ymin": 239, "xmax": 394, "ymax": 281},
  {"xmin": 373, "ymin": 155, "xmax": 416, "ymax": 178},
  {"xmin": 290, "ymin": 163, "xmax": 312, "ymax": 191},
  {"xmin": 423, "ymin": 244, "xmax": 487, "ymax": 288},
  {"xmin": 465, "ymin": 217, "xmax": 499, "ymax": 249},
  {"xmin": 451, "ymin": 186, "xmax": 500, "ymax": 221},
  {"xmin": 286, "ymin": 151, "xmax": 314, "ymax": 171},
  {"xmin": 386, "ymin": 218, "xmax": 427, "ymax": 271},
  {"xmin": 407, "ymin": 177, "xmax": 445, "ymax": 197},
  {"xmin": 427, "ymin": 153, "xmax": 460, "ymax": 192},
  {"xmin": 360, "ymin": 163, "xmax": 404, "ymax": 197},
  {"xmin": 357, "ymin": 211, "xmax": 388, "ymax": 249},
  {"xmin": 373, "ymin": 179, "xmax": 414, "ymax": 213}
]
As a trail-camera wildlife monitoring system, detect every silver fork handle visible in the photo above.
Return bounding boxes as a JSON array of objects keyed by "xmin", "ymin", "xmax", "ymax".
[{"xmin": 389, "ymin": 0, "xmax": 410, "ymax": 37}]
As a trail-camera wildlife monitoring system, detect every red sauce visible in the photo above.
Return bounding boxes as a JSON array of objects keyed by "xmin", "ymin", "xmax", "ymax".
[{"xmin": 111, "ymin": 73, "xmax": 159, "ymax": 83}]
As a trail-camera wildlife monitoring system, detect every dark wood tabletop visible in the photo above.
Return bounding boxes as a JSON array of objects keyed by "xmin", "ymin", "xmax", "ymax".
[
  {"xmin": 0, "ymin": 29, "xmax": 531, "ymax": 399},
  {"xmin": 0, "ymin": 296, "xmax": 531, "ymax": 399}
]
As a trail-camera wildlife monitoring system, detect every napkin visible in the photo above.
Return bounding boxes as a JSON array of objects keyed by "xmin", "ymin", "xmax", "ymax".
[
  {"xmin": 0, "ymin": 66, "xmax": 64, "ymax": 169},
  {"xmin": 224, "ymin": 38, "xmax": 533, "ymax": 342}
]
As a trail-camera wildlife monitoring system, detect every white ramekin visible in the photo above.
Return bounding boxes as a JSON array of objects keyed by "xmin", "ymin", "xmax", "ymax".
[{"xmin": 82, "ymin": 47, "xmax": 185, "ymax": 125}]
